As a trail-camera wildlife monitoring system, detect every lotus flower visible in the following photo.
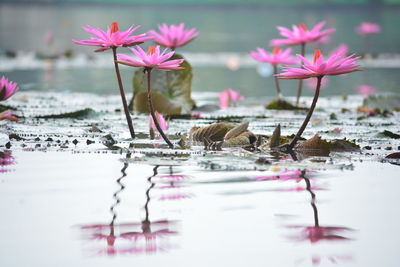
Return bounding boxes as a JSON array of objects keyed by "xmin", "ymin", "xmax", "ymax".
[
  {"xmin": 356, "ymin": 22, "xmax": 381, "ymax": 36},
  {"xmin": 149, "ymin": 23, "xmax": 199, "ymax": 50},
  {"xmin": 277, "ymin": 50, "xmax": 361, "ymax": 80},
  {"xmin": 219, "ymin": 88, "xmax": 244, "ymax": 108},
  {"xmin": 250, "ymin": 47, "xmax": 297, "ymax": 66},
  {"xmin": 117, "ymin": 46, "xmax": 185, "ymax": 148},
  {"xmin": 357, "ymin": 84, "xmax": 377, "ymax": 96},
  {"xmin": 329, "ymin": 44, "xmax": 349, "ymax": 58},
  {"xmin": 276, "ymin": 50, "xmax": 361, "ymax": 151},
  {"xmin": 0, "ymin": 76, "xmax": 19, "ymax": 101},
  {"xmin": 117, "ymin": 46, "xmax": 184, "ymax": 70},
  {"xmin": 0, "ymin": 110, "xmax": 18, "ymax": 121},
  {"xmin": 73, "ymin": 22, "xmax": 152, "ymax": 52},
  {"xmin": 270, "ymin": 21, "xmax": 336, "ymax": 47}
]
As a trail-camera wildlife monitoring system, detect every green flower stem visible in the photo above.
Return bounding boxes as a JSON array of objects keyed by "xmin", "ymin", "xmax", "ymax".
[
  {"xmin": 273, "ymin": 64, "xmax": 283, "ymax": 99},
  {"xmin": 112, "ymin": 47, "xmax": 135, "ymax": 139},
  {"xmin": 296, "ymin": 43, "xmax": 306, "ymax": 106},
  {"xmin": 146, "ymin": 68, "xmax": 174, "ymax": 149}
]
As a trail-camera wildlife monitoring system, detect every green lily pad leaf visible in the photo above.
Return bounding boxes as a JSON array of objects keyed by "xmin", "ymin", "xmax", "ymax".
[
  {"xmin": 133, "ymin": 91, "xmax": 182, "ymax": 115},
  {"xmin": 380, "ymin": 130, "xmax": 400, "ymax": 139},
  {"xmin": 35, "ymin": 108, "xmax": 96, "ymax": 119},
  {"xmin": 0, "ymin": 104, "xmax": 16, "ymax": 113},
  {"xmin": 130, "ymin": 53, "xmax": 195, "ymax": 114},
  {"xmin": 265, "ymin": 99, "xmax": 307, "ymax": 110}
]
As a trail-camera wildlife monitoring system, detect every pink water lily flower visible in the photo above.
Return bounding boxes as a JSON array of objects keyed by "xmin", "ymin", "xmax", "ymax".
[
  {"xmin": 0, "ymin": 76, "xmax": 19, "ymax": 101},
  {"xmin": 356, "ymin": 22, "xmax": 381, "ymax": 36},
  {"xmin": 117, "ymin": 46, "xmax": 184, "ymax": 71},
  {"xmin": 250, "ymin": 47, "xmax": 297, "ymax": 66},
  {"xmin": 277, "ymin": 50, "xmax": 361, "ymax": 79},
  {"xmin": 270, "ymin": 21, "xmax": 336, "ymax": 47},
  {"xmin": 73, "ymin": 22, "xmax": 152, "ymax": 52},
  {"xmin": 149, "ymin": 23, "xmax": 199, "ymax": 50},
  {"xmin": 219, "ymin": 88, "xmax": 244, "ymax": 108},
  {"xmin": 276, "ymin": 50, "xmax": 361, "ymax": 152},
  {"xmin": 330, "ymin": 44, "xmax": 349, "ymax": 58},
  {"xmin": 357, "ymin": 84, "xmax": 377, "ymax": 96},
  {"xmin": 150, "ymin": 111, "xmax": 168, "ymax": 131}
]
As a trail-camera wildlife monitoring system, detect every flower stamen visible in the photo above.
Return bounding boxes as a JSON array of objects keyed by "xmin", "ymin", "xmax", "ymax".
[{"xmin": 110, "ymin": 22, "xmax": 119, "ymax": 34}]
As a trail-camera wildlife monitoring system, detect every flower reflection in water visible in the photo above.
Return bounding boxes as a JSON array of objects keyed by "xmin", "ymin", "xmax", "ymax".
[
  {"xmin": 155, "ymin": 165, "xmax": 192, "ymax": 201},
  {"xmin": 79, "ymin": 155, "xmax": 180, "ymax": 256},
  {"xmin": 0, "ymin": 150, "xmax": 15, "ymax": 173},
  {"xmin": 282, "ymin": 170, "xmax": 354, "ymax": 265}
]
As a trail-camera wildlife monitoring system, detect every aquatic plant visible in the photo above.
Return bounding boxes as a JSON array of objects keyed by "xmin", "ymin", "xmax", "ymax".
[
  {"xmin": 219, "ymin": 88, "xmax": 244, "ymax": 108},
  {"xmin": 356, "ymin": 22, "xmax": 381, "ymax": 55},
  {"xmin": 0, "ymin": 110, "xmax": 18, "ymax": 121},
  {"xmin": 117, "ymin": 46, "xmax": 185, "ymax": 148},
  {"xmin": 73, "ymin": 22, "xmax": 152, "ymax": 139},
  {"xmin": 148, "ymin": 23, "xmax": 199, "ymax": 51},
  {"xmin": 276, "ymin": 50, "xmax": 361, "ymax": 152},
  {"xmin": 250, "ymin": 47, "xmax": 297, "ymax": 99},
  {"xmin": 0, "ymin": 76, "xmax": 19, "ymax": 101},
  {"xmin": 270, "ymin": 21, "xmax": 336, "ymax": 106},
  {"xmin": 357, "ymin": 84, "xmax": 377, "ymax": 96}
]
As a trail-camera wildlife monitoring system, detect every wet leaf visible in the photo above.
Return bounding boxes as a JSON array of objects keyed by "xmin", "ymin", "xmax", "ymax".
[
  {"xmin": 133, "ymin": 91, "xmax": 182, "ymax": 115},
  {"xmin": 190, "ymin": 123, "xmax": 235, "ymax": 142},
  {"xmin": 380, "ymin": 130, "xmax": 400, "ymax": 139},
  {"xmin": 131, "ymin": 53, "xmax": 195, "ymax": 114},
  {"xmin": 330, "ymin": 139, "xmax": 360, "ymax": 152},
  {"xmin": 223, "ymin": 134, "xmax": 253, "ymax": 147},
  {"xmin": 35, "ymin": 108, "xmax": 96, "ymax": 119},
  {"xmin": 0, "ymin": 104, "xmax": 16, "ymax": 113},
  {"xmin": 265, "ymin": 99, "xmax": 307, "ymax": 110},
  {"xmin": 224, "ymin": 121, "xmax": 249, "ymax": 140},
  {"xmin": 269, "ymin": 124, "xmax": 281, "ymax": 148},
  {"xmin": 295, "ymin": 135, "xmax": 331, "ymax": 153}
]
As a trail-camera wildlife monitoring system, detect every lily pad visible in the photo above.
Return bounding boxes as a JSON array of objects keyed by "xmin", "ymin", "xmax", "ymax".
[
  {"xmin": 265, "ymin": 99, "xmax": 307, "ymax": 111},
  {"xmin": 130, "ymin": 53, "xmax": 195, "ymax": 114},
  {"xmin": 35, "ymin": 108, "xmax": 96, "ymax": 119}
]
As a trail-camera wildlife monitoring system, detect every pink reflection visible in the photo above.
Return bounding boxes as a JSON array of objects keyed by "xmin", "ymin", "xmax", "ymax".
[
  {"xmin": 287, "ymin": 225, "xmax": 353, "ymax": 243},
  {"xmin": 0, "ymin": 151, "xmax": 14, "ymax": 166}
]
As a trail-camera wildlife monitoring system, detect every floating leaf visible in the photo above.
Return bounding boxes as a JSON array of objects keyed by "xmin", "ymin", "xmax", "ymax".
[
  {"xmin": 295, "ymin": 135, "xmax": 331, "ymax": 153},
  {"xmin": 224, "ymin": 121, "xmax": 249, "ymax": 140},
  {"xmin": 131, "ymin": 53, "xmax": 195, "ymax": 114},
  {"xmin": 190, "ymin": 123, "xmax": 235, "ymax": 142},
  {"xmin": 380, "ymin": 130, "xmax": 400, "ymax": 139},
  {"xmin": 35, "ymin": 108, "xmax": 96, "ymax": 119},
  {"xmin": 269, "ymin": 124, "xmax": 281, "ymax": 148},
  {"xmin": 266, "ymin": 99, "xmax": 307, "ymax": 110}
]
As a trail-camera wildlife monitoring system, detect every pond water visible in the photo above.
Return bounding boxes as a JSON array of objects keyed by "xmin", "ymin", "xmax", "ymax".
[
  {"xmin": 1, "ymin": 2, "xmax": 400, "ymax": 267},
  {"xmin": 0, "ymin": 91, "xmax": 399, "ymax": 266}
]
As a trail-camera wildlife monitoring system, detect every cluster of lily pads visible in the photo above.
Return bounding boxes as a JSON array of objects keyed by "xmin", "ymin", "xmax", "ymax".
[{"xmin": 0, "ymin": 20, "xmax": 385, "ymax": 155}]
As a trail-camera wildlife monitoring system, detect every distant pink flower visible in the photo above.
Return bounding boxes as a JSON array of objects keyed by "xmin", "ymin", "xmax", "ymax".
[
  {"xmin": 149, "ymin": 23, "xmax": 199, "ymax": 50},
  {"xmin": 277, "ymin": 50, "xmax": 361, "ymax": 80},
  {"xmin": 0, "ymin": 110, "xmax": 18, "ymax": 121},
  {"xmin": 314, "ymin": 35, "xmax": 331, "ymax": 45},
  {"xmin": 357, "ymin": 84, "xmax": 377, "ymax": 96},
  {"xmin": 356, "ymin": 22, "xmax": 381, "ymax": 36},
  {"xmin": 219, "ymin": 88, "xmax": 244, "ymax": 108},
  {"xmin": 149, "ymin": 111, "xmax": 168, "ymax": 131},
  {"xmin": 330, "ymin": 44, "xmax": 349, "ymax": 58},
  {"xmin": 45, "ymin": 32, "xmax": 54, "ymax": 46},
  {"xmin": 0, "ymin": 76, "xmax": 19, "ymax": 101},
  {"xmin": 250, "ymin": 47, "xmax": 297, "ymax": 66},
  {"xmin": 330, "ymin": 127, "xmax": 342, "ymax": 133},
  {"xmin": 73, "ymin": 22, "xmax": 152, "ymax": 52},
  {"xmin": 270, "ymin": 21, "xmax": 336, "ymax": 47},
  {"xmin": 305, "ymin": 77, "xmax": 329, "ymax": 90},
  {"xmin": 117, "ymin": 46, "xmax": 184, "ymax": 71}
]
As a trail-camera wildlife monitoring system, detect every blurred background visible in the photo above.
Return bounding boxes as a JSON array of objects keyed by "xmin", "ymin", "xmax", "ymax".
[{"xmin": 0, "ymin": 0, "xmax": 399, "ymax": 97}]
